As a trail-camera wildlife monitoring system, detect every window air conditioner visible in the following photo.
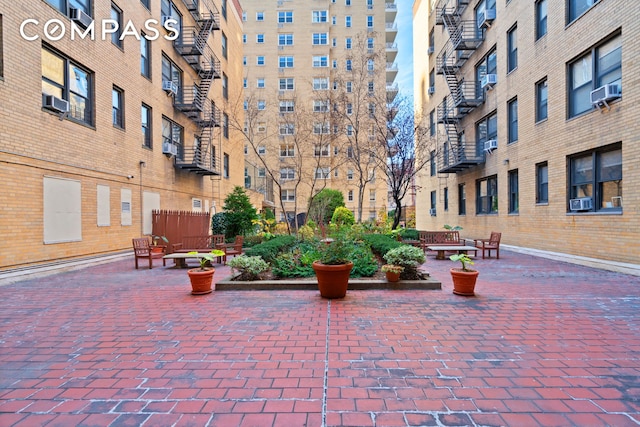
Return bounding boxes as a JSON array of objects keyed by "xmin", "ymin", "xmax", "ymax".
[
  {"xmin": 69, "ymin": 8, "xmax": 93, "ymax": 29},
  {"xmin": 429, "ymin": 208, "xmax": 436, "ymax": 216},
  {"xmin": 484, "ymin": 139, "xmax": 498, "ymax": 152},
  {"xmin": 479, "ymin": 8, "xmax": 496, "ymax": 28},
  {"xmin": 481, "ymin": 74, "xmax": 498, "ymax": 89},
  {"xmin": 162, "ymin": 80, "xmax": 178, "ymax": 96},
  {"xmin": 569, "ymin": 197, "xmax": 592, "ymax": 211},
  {"xmin": 427, "ymin": 46, "xmax": 434, "ymax": 55},
  {"xmin": 590, "ymin": 84, "xmax": 621, "ymax": 105},
  {"xmin": 428, "ymin": 86, "xmax": 435, "ymax": 95},
  {"xmin": 162, "ymin": 142, "xmax": 177, "ymax": 156},
  {"xmin": 43, "ymin": 94, "xmax": 69, "ymax": 113}
]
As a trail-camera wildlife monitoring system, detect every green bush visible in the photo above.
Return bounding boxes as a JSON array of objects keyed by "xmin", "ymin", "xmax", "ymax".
[
  {"xmin": 244, "ymin": 234, "xmax": 297, "ymax": 264},
  {"xmin": 398, "ymin": 228, "xmax": 419, "ymax": 240},
  {"xmin": 271, "ymin": 242, "xmax": 319, "ymax": 278},
  {"xmin": 223, "ymin": 186, "xmax": 258, "ymax": 238},
  {"xmin": 211, "ymin": 212, "xmax": 227, "ymax": 236},
  {"xmin": 383, "ymin": 245, "xmax": 426, "ymax": 279},
  {"xmin": 331, "ymin": 207, "xmax": 355, "ymax": 227},
  {"xmin": 360, "ymin": 234, "xmax": 403, "ymax": 257},
  {"xmin": 227, "ymin": 255, "xmax": 270, "ymax": 281},
  {"xmin": 348, "ymin": 244, "xmax": 378, "ymax": 277}
]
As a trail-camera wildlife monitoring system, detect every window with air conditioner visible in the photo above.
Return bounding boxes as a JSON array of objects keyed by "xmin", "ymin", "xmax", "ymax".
[{"xmin": 568, "ymin": 143, "xmax": 622, "ymax": 212}]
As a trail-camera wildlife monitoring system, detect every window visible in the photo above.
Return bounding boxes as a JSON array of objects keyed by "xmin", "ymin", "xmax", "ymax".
[
  {"xmin": 428, "ymin": 29, "xmax": 435, "ymax": 54},
  {"xmin": 257, "ymin": 100, "xmax": 265, "ymax": 110},
  {"xmin": 221, "ymin": 32, "xmax": 228, "ymax": 59},
  {"xmin": 568, "ymin": 34, "xmax": 621, "ymax": 118},
  {"xmin": 367, "ymin": 0, "xmax": 374, "ymax": 8},
  {"xmin": 368, "ymin": 81, "xmax": 374, "ymax": 94},
  {"xmin": 429, "ymin": 69, "xmax": 435, "ymax": 94},
  {"xmin": 313, "ymin": 123, "xmax": 330, "ymax": 134},
  {"xmin": 346, "ymin": 125, "xmax": 353, "ymax": 136},
  {"xmin": 281, "ymin": 189, "xmax": 295, "ymax": 202},
  {"xmin": 430, "ymin": 150, "xmax": 436, "ymax": 176},
  {"xmin": 222, "ymin": 73, "xmax": 228, "ymax": 99},
  {"xmin": 332, "ymin": 16, "xmax": 337, "ymax": 25},
  {"xmin": 475, "ymin": 48, "xmax": 497, "ymax": 98},
  {"xmin": 243, "ymin": 56, "xmax": 247, "ymax": 65},
  {"xmin": 162, "ymin": 116, "xmax": 183, "ymax": 153},
  {"xmin": 476, "ymin": 112, "xmax": 497, "ymax": 152},
  {"xmin": 568, "ymin": 0, "xmax": 598, "ymax": 24},
  {"xmin": 258, "ymin": 168, "xmax": 266, "ymax": 177},
  {"xmin": 536, "ymin": 162, "xmax": 548, "ymax": 204},
  {"xmin": 41, "ymin": 46, "xmax": 93, "ymax": 125},
  {"xmin": 346, "ymin": 103, "xmax": 353, "ymax": 114},
  {"xmin": 141, "ymin": 0, "xmax": 150, "ymax": 9},
  {"xmin": 161, "ymin": 0, "xmax": 182, "ymax": 33},
  {"xmin": 430, "ymin": 191, "xmax": 436, "ymax": 210},
  {"xmin": 313, "ymin": 33, "xmax": 328, "ymax": 45},
  {"xmin": 280, "ymin": 168, "xmax": 295, "ymax": 180},
  {"xmin": 507, "ymin": 97, "xmax": 518, "ymax": 144},
  {"xmin": 507, "ymin": 25, "xmax": 517, "ymax": 73},
  {"xmin": 346, "ymin": 59, "xmax": 352, "ymax": 71},
  {"xmin": 316, "ymin": 168, "xmax": 330, "ymax": 179},
  {"xmin": 536, "ymin": 0, "xmax": 547, "ymax": 40},
  {"xmin": 314, "ymin": 144, "xmax": 330, "ymax": 156},
  {"xmin": 346, "ymin": 38, "xmax": 352, "ymax": 49},
  {"xmin": 223, "ymin": 153, "xmax": 229, "ymax": 178},
  {"xmin": 568, "ymin": 143, "xmax": 622, "ymax": 212},
  {"xmin": 313, "ymin": 78, "xmax": 329, "ymax": 90},
  {"xmin": 536, "ymin": 78, "xmax": 548, "ymax": 122},
  {"xmin": 476, "ymin": 175, "xmax": 498, "ymax": 214},
  {"xmin": 280, "ymin": 143, "xmax": 295, "ymax": 157},
  {"xmin": 140, "ymin": 34, "xmax": 151, "ymax": 78},
  {"xmin": 256, "ymin": 34, "xmax": 264, "ymax": 43},
  {"xmin": 221, "ymin": 0, "xmax": 227, "ymax": 19},
  {"xmin": 279, "ymin": 123, "xmax": 295, "ymax": 135},
  {"xmin": 348, "ymin": 190, "xmax": 354, "ymax": 201},
  {"xmin": 257, "ymin": 78, "xmax": 265, "ymax": 88},
  {"xmin": 367, "ymin": 59, "xmax": 375, "ymax": 71},
  {"xmin": 346, "ymin": 0, "xmax": 351, "ymax": 5},
  {"xmin": 112, "ymin": 86, "xmax": 124, "ymax": 128},
  {"xmin": 346, "ymin": 81, "xmax": 352, "ymax": 92},
  {"xmin": 257, "ymin": 145, "xmax": 266, "ymax": 155},
  {"xmin": 475, "ymin": 0, "xmax": 496, "ymax": 37},
  {"xmin": 313, "ymin": 56, "xmax": 328, "ymax": 67},
  {"xmin": 279, "ymin": 100, "xmax": 294, "ymax": 113},
  {"xmin": 46, "ymin": 0, "xmax": 90, "ymax": 15},
  {"xmin": 279, "ymin": 56, "xmax": 294, "ymax": 68},
  {"xmin": 458, "ymin": 183, "xmax": 466, "ymax": 215},
  {"xmin": 223, "ymin": 113, "xmax": 229, "ymax": 138},
  {"xmin": 313, "ymin": 100, "xmax": 329, "ymax": 112},
  {"xmin": 444, "ymin": 187, "xmax": 449, "ymax": 211},
  {"xmin": 242, "ymin": 12, "xmax": 246, "ymax": 21},
  {"xmin": 257, "ymin": 56, "xmax": 265, "ymax": 65},
  {"xmin": 243, "ymin": 78, "xmax": 247, "ymax": 88},
  {"xmin": 429, "ymin": 110, "xmax": 436, "ymax": 136},
  {"xmin": 312, "ymin": 10, "xmax": 328, "ymax": 23},
  {"xmin": 242, "ymin": 34, "xmax": 246, "ymax": 44},
  {"xmin": 367, "ymin": 38, "xmax": 374, "ymax": 49},
  {"xmin": 162, "ymin": 54, "xmax": 182, "ymax": 98},
  {"xmin": 110, "ymin": 3, "xmax": 123, "ymax": 48},
  {"xmin": 347, "ymin": 169, "xmax": 354, "ymax": 180},
  {"xmin": 345, "ymin": 16, "xmax": 352, "ymax": 27},
  {"xmin": 141, "ymin": 104, "xmax": 152, "ymax": 148},
  {"xmin": 278, "ymin": 11, "xmax": 293, "ymax": 23},
  {"xmin": 367, "ymin": 16, "xmax": 374, "ymax": 28},
  {"xmin": 370, "ymin": 190, "xmax": 376, "ymax": 202},
  {"xmin": 279, "ymin": 78, "xmax": 294, "ymax": 90},
  {"xmin": 257, "ymin": 123, "xmax": 266, "ymax": 133},
  {"xmin": 279, "ymin": 34, "xmax": 294, "ymax": 45},
  {"xmin": 508, "ymin": 169, "xmax": 519, "ymax": 213},
  {"xmin": 256, "ymin": 11, "xmax": 264, "ymax": 21}
]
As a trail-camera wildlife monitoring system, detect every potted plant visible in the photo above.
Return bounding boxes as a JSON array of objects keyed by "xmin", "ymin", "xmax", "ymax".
[
  {"xmin": 381, "ymin": 264, "xmax": 404, "ymax": 282},
  {"xmin": 383, "ymin": 245, "xmax": 426, "ymax": 280},
  {"xmin": 151, "ymin": 235, "xmax": 169, "ymax": 254},
  {"xmin": 312, "ymin": 238, "xmax": 354, "ymax": 299},
  {"xmin": 449, "ymin": 253, "xmax": 478, "ymax": 296},
  {"xmin": 186, "ymin": 250, "xmax": 225, "ymax": 295}
]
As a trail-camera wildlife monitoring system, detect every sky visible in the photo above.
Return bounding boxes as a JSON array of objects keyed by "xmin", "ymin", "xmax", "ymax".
[{"xmin": 394, "ymin": 1, "xmax": 414, "ymax": 99}]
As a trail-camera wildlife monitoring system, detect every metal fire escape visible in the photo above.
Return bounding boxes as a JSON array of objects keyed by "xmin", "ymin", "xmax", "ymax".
[
  {"xmin": 434, "ymin": 0, "xmax": 484, "ymax": 173},
  {"xmin": 173, "ymin": 0, "xmax": 222, "ymax": 176}
]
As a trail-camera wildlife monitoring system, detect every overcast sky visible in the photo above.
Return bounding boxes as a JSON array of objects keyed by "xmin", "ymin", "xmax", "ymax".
[{"xmin": 395, "ymin": 1, "xmax": 414, "ymax": 99}]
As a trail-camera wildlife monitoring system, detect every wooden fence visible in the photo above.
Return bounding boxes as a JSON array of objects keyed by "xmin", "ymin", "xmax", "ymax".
[{"xmin": 152, "ymin": 210, "xmax": 210, "ymax": 253}]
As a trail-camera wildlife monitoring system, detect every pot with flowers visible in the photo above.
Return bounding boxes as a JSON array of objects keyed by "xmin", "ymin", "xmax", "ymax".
[
  {"xmin": 186, "ymin": 250, "xmax": 225, "ymax": 295},
  {"xmin": 312, "ymin": 238, "xmax": 354, "ymax": 299},
  {"xmin": 449, "ymin": 253, "xmax": 478, "ymax": 296},
  {"xmin": 380, "ymin": 264, "xmax": 404, "ymax": 282},
  {"xmin": 151, "ymin": 235, "xmax": 169, "ymax": 254}
]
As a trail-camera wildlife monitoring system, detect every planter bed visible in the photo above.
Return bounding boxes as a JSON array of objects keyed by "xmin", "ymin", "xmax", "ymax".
[{"xmin": 215, "ymin": 273, "xmax": 441, "ymax": 291}]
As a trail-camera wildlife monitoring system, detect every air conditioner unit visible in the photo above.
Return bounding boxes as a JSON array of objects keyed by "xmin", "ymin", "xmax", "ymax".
[
  {"xmin": 43, "ymin": 94, "xmax": 69, "ymax": 113},
  {"xmin": 427, "ymin": 46, "xmax": 434, "ymax": 55},
  {"xmin": 569, "ymin": 197, "xmax": 593, "ymax": 211},
  {"xmin": 484, "ymin": 139, "xmax": 498, "ymax": 152},
  {"xmin": 162, "ymin": 80, "xmax": 178, "ymax": 96},
  {"xmin": 162, "ymin": 142, "xmax": 178, "ymax": 156},
  {"xmin": 429, "ymin": 208, "xmax": 436, "ymax": 216},
  {"xmin": 481, "ymin": 74, "xmax": 498, "ymax": 89},
  {"xmin": 479, "ymin": 8, "xmax": 496, "ymax": 28},
  {"xmin": 69, "ymin": 8, "xmax": 93, "ymax": 29},
  {"xmin": 590, "ymin": 83, "xmax": 621, "ymax": 105},
  {"xmin": 428, "ymin": 86, "xmax": 435, "ymax": 95}
]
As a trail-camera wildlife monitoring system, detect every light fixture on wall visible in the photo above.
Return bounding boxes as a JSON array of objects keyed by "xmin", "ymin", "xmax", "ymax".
[{"xmin": 126, "ymin": 175, "xmax": 134, "ymax": 179}]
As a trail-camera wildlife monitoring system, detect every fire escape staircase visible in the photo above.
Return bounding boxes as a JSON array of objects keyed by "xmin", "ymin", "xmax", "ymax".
[
  {"xmin": 434, "ymin": 0, "xmax": 485, "ymax": 174},
  {"xmin": 172, "ymin": 0, "xmax": 221, "ymax": 176}
]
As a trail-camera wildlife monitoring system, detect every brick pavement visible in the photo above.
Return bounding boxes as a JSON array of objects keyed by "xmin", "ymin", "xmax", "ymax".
[{"xmin": 0, "ymin": 250, "xmax": 639, "ymax": 426}]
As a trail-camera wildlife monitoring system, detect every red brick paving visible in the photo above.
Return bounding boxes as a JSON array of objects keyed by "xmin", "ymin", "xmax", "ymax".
[{"xmin": 1, "ymin": 250, "xmax": 639, "ymax": 426}]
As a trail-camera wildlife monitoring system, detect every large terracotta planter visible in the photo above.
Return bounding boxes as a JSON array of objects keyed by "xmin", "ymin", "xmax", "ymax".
[
  {"xmin": 450, "ymin": 268, "xmax": 479, "ymax": 296},
  {"xmin": 312, "ymin": 261, "xmax": 353, "ymax": 299},
  {"xmin": 188, "ymin": 268, "xmax": 215, "ymax": 295}
]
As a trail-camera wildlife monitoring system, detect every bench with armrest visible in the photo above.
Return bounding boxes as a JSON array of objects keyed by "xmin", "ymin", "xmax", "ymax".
[
  {"xmin": 132, "ymin": 238, "xmax": 166, "ymax": 269},
  {"xmin": 215, "ymin": 235, "xmax": 244, "ymax": 264},
  {"xmin": 419, "ymin": 231, "xmax": 463, "ymax": 252},
  {"xmin": 170, "ymin": 234, "xmax": 225, "ymax": 267},
  {"xmin": 474, "ymin": 231, "xmax": 502, "ymax": 259}
]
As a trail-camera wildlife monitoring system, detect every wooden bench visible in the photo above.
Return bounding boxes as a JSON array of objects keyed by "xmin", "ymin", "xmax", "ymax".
[
  {"xmin": 474, "ymin": 232, "xmax": 502, "ymax": 259},
  {"xmin": 419, "ymin": 231, "xmax": 463, "ymax": 252},
  {"xmin": 132, "ymin": 238, "xmax": 166, "ymax": 269},
  {"xmin": 171, "ymin": 235, "xmax": 226, "ymax": 266},
  {"xmin": 163, "ymin": 252, "xmax": 218, "ymax": 268},
  {"xmin": 426, "ymin": 245, "xmax": 478, "ymax": 260}
]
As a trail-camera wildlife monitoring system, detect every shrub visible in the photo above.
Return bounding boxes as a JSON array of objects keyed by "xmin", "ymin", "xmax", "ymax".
[
  {"xmin": 297, "ymin": 225, "xmax": 315, "ymax": 241},
  {"xmin": 211, "ymin": 212, "xmax": 227, "ymax": 236},
  {"xmin": 223, "ymin": 186, "xmax": 258, "ymax": 238},
  {"xmin": 317, "ymin": 238, "xmax": 353, "ymax": 265},
  {"xmin": 398, "ymin": 228, "xmax": 419, "ymax": 241},
  {"xmin": 228, "ymin": 255, "xmax": 269, "ymax": 281},
  {"xmin": 271, "ymin": 242, "xmax": 319, "ymax": 278},
  {"xmin": 360, "ymin": 234, "xmax": 403, "ymax": 257},
  {"xmin": 383, "ymin": 245, "xmax": 426, "ymax": 279},
  {"xmin": 244, "ymin": 234, "xmax": 297, "ymax": 264},
  {"xmin": 331, "ymin": 207, "xmax": 355, "ymax": 227},
  {"xmin": 348, "ymin": 243, "xmax": 378, "ymax": 277}
]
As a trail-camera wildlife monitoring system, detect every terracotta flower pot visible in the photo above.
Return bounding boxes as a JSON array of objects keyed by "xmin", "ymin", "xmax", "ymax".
[
  {"xmin": 385, "ymin": 271, "xmax": 401, "ymax": 282},
  {"xmin": 188, "ymin": 268, "xmax": 215, "ymax": 295},
  {"xmin": 312, "ymin": 261, "xmax": 353, "ymax": 299},
  {"xmin": 450, "ymin": 268, "xmax": 479, "ymax": 296}
]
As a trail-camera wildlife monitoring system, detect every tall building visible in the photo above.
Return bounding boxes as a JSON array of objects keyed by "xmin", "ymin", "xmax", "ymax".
[
  {"xmin": 0, "ymin": 0, "xmax": 246, "ymax": 271},
  {"xmin": 414, "ymin": 0, "xmax": 638, "ymax": 268},
  {"xmin": 240, "ymin": 0, "xmax": 398, "ymax": 225}
]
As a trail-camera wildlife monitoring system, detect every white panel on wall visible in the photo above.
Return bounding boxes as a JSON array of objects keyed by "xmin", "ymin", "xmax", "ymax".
[
  {"xmin": 121, "ymin": 188, "xmax": 132, "ymax": 226},
  {"xmin": 143, "ymin": 191, "xmax": 160, "ymax": 235},
  {"xmin": 97, "ymin": 185, "xmax": 110, "ymax": 226},
  {"xmin": 43, "ymin": 176, "xmax": 82, "ymax": 244}
]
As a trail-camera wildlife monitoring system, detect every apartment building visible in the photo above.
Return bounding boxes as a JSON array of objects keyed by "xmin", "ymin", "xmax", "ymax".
[
  {"xmin": 0, "ymin": 0, "xmax": 245, "ymax": 271},
  {"xmin": 414, "ymin": 0, "xmax": 638, "ymax": 266},
  {"xmin": 240, "ymin": 0, "xmax": 398, "ymax": 225}
]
